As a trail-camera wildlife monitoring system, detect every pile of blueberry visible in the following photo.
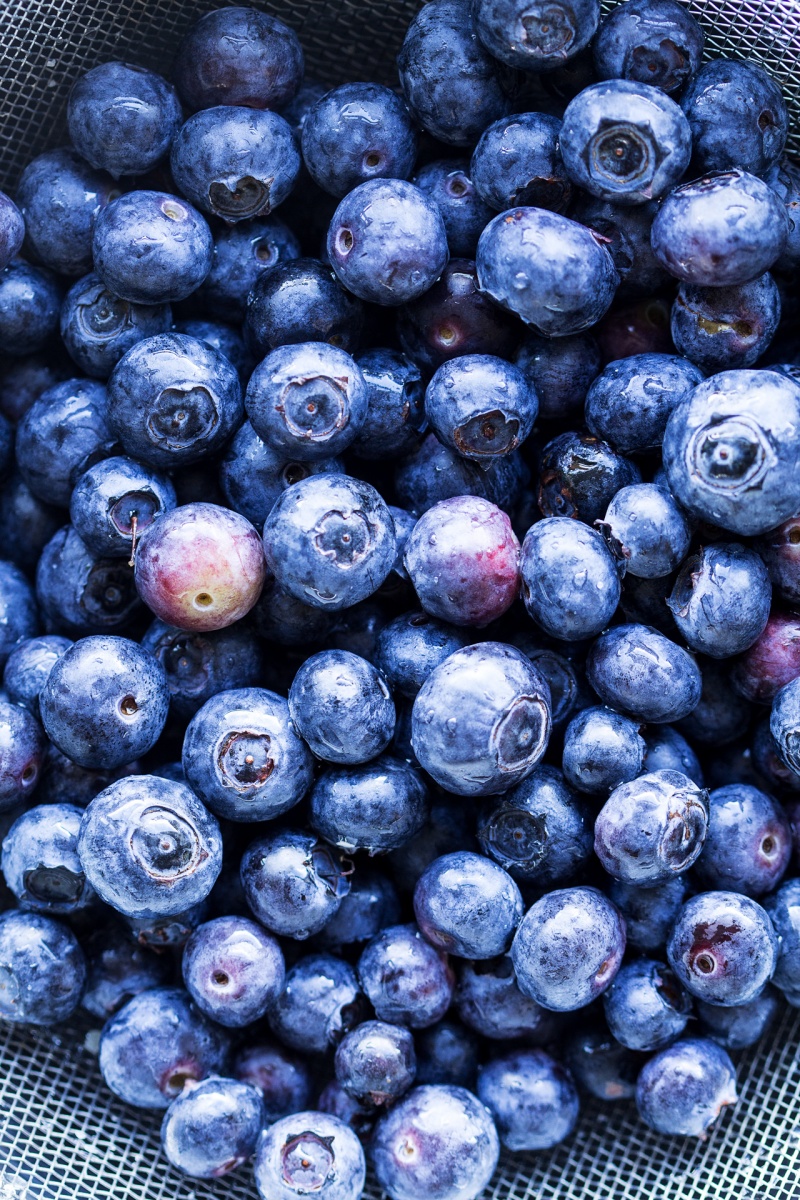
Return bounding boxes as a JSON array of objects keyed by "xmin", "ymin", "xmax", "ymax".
[{"xmin": 1, "ymin": 0, "xmax": 800, "ymax": 1193}]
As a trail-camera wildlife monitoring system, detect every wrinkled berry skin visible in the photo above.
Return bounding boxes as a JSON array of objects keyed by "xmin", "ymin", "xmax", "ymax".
[
  {"xmin": 398, "ymin": 1, "xmax": 511, "ymax": 145},
  {"xmin": 595, "ymin": 769, "xmax": 708, "ymax": 885},
  {"xmin": 680, "ymin": 60, "xmax": 788, "ymax": 175},
  {"xmin": 416, "ymin": 1020, "xmax": 479, "ymax": 1089},
  {"xmin": 0, "ymin": 910, "xmax": 86, "ymax": 1025},
  {"xmin": 0, "ymin": 192, "xmax": 24, "ymax": 271},
  {"xmin": 335, "ymin": 1019, "xmax": 416, "ymax": 1109},
  {"xmin": 404, "ymin": 497, "xmax": 520, "ymax": 628},
  {"xmin": 593, "ymin": 0, "xmax": 704, "ymax": 93},
  {"xmin": 3, "ymin": 634, "xmax": 71, "ymax": 719},
  {"xmin": 478, "ymin": 765, "xmax": 593, "ymax": 886},
  {"xmin": 563, "ymin": 706, "xmax": 645, "ymax": 796},
  {"xmin": 263, "ymin": 475, "xmax": 396, "ymax": 611},
  {"xmin": 521, "ymin": 518, "xmax": 621, "ymax": 641},
  {"xmin": 245, "ymin": 258, "xmax": 364, "ymax": 358},
  {"xmin": 161, "ymin": 1075, "xmax": 264, "ymax": 1179},
  {"xmin": 234, "ymin": 1043, "xmax": 312, "ymax": 1122},
  {"xmin": 477, "ymin": 207, "xmax": 618, "ymax": 335},
  {"xmin": 511, "ymin": 886, "xmax": 626, "ymax": 1011},
  {"xmin": 475, "ymin": 0, "xmax": 600, "ymax": 71},
  {"xmin": 98, "ymin": 987, "xmax": 229, "ymax": 1110},
  {"xmin": 60, "ymin": 274, "xmax": 173, "ymax": 380},
  {"xmin": 0, "ymin": 698, "xmax": 44, "ymax": 810},
  {"xmin": 413, "ymin": 161, "xmax": 494, "ymax": 258},
  {"xmin": 636, "ymin": 1037, "xmax": 737, "ymax": 1136},
  {"xmin": 671, "ymin": 274, "xmax": 781, "ymax": 374},
  {"xmin": 182, "ymin": 915, "xmax": 285, "ymax": 1028},
  {"xmin": 663, "ymin": 368, "xmax": 800, "ymax": 536},
  {"xmin": 762, "ymin": 879, "xmax": 800, "ymax": 1003},
  {"xmin": 425, "ymin": 354, "xmax": 537, "ymax": 461},
  {"xmin": 78, "ymin": 774, "xmax": 222, "ymax": 919},
  {"xmin": 478, "ymin": 1048, "xmax": 578, "ymax": 1152},
  {"xmin": 732, "ymin": 612, "xmax": 800, "ymax": 706},
  {"xmin": 414, "ymin": 851, "xmax": 523, "ymax": 960},
  {"xmin": 350, "ymin": 349, "xmax": 424, "ymax": 461},
  {"xmin": 585, "ymin": 352, "xmax": 704, "ymax": 454},
  {"xmin": 587, "ymin": 624, "xmax": 702, "ymax": 723},
  {"xmin": 36, "ymin": 525, "xmax": 142, "ymax": 636},
  {"xmin": 246, "ymin": 342, "xmax": 367, "ymax": 463},
  {"xmin": 514, "ymin": 331, "xmax": 600, "ymax": 422},
  {"xmin": 171, "ymin": 106, "xmax": 299, "ymax": 222},
  {"xmin": 603, "ymin": 958, "xmax": 691, "ymax": 1051},
  {"xmin": 2, "ymin": 802, "xmax": 94, "ymax": 914},
  {"xmin": 41, "ymin": 634, "xmax": 168, "ymax": 770},
  {"xmin": 537, "ymin": 431, "xmax": 641, "ymax": 525},
  {"xmin": 71, "ymin": 456, "xmax": 176, "ymax": 559},
  {"xmin": 135, "ymin": 503, "xmax": 266, "ymax": 633},
  {"xmin": 694, "ymin": 783, "xmax": 791, "ymax": 897},
  {"xmin": 92, "ymin": 191, "xmax": 213, "ymax": 305},
  {"xmin": 608, "ymin": 876, "xmax": 688, "ymax": 953},
  {"xmin": 455, "ymin": 954, "xmax": 557, "ymax": 1041},
  {"xmin": 395, "ymin": 433, "xmax": 525, "ymax": 517},
  {"xmin": 668, "ymin": 543, "xmax": 771, "ymax": 659},
  {"xmin": 600, "ymin": 483, "xmax": 690, "ymax": 580},
  {"xmin": 667, "ymin": 890, "xmax": 778, "ymax": 1006},
  {"xmin": 561, "ymin": 81, "xmax": 691, "ymax": 205},
  {"xmin": 289, "ymin": 650, "xmax": 395, "ymax": 765},
  {"xmin": 310, "ymin": 757, "xmax": 428, "ymax": 856},
  {"xmin": 68, "ymin": 62, "xmax": 182, "ymax": 179},
  {"xmin": 327, "ymin": 180, "xmax": 449, "ymax": 307},
  {"xmin": 241, "ymin": 831, "xmax": 349, "ymax": 940},
  {"xmin": 358, "ymin": 924, "xmax": 454, "ymax": 1029},
  {"xmin": 376, "ymin": 612, "xmax": 467, "ymax": 699},
  {"xmin": 471, "ymin": 113, "xmax": 571, "ymax": 214},
  {"xmin": 412, "ymin": 643, "xmax": 551, "ymax": 797},
  {"xmin": 564, "ymin": 1029, "xmax": 642, "ymax": 1101},
  {"xmin": 17, "ymin": 147, "xmax": 117, "ymax": 277},
  {"xmin": 651, "ymin": 170, "xmax": 787, "ymax": 287},
  {"xmin": 255, "ymin": 1111, "xmax": 365, "ymax": 1200},
  {"xmin": 697, "ymin": 986, "xmax": 779, "ymax": 1049},
  {"xmin": 17, "ymin": 377, "xmax": 116, "ymax": 509},
  {"xmin": 200, "ymin": 217, "xmax": 300, "ymax": 322},
  {"xmin": 269, "ymin": 954, "xmax": 365, "ymax": 1053},
  {"xmin": 373, "ymin": 1085, "xmax": 499, "ymax": 1200}
]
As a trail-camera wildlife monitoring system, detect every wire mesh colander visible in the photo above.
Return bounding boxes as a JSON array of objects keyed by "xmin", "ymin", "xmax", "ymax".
[{"xmin": 2, "ymin": 1, "xmax": 800, "ymax": 1198}]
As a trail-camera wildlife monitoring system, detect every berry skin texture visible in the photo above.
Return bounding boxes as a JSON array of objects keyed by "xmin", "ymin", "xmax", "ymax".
[
  {"xmin": 134, "ymin": 503, "xmax": 266, "ymax": 633},
  {"xmin": 0, "ymin": 910, "xmax": 86, "ymax": 1025},
  {"xmin": 587, "ymin": 623, "xmax": 702, "ymax": 724},
  {"xmin": 70, "ymin": 456, "xmax": 176, "ymax": 560},
  {"xmin": 585, "ymin": 352, "xmax": 703, "ymax": 455},
  {"xmin": 335, "ymin": 1019, "xmax": 417, "ymax": 1108},
  {"xmin": 2, "ymin": 802, "xmax": 94, "ymax": 914},
  {"xmin": 602, "ymin": 958, "xmax": 692, "ymax": 1051},
  {"xmin": 372, "ymin": 1085, "xmax": 499, "ymax": 1200},
  {"xmin": 16, "ymin": 147, "xmax": 118, "ymax": 277},
  {"xmin": 161, "ymin": 1076, "xmax": 265, "ymax": 1179},
  {"xmin": 411, "ymin": 642, "xmax": 551, "ymax": 797},
  {"xmin": 0, "ymin": 698, "xmax": 46, "ymax": 811},
  {"xmin": 413, "ymin": 851, "xmax": 523, "ymax": 959},
  {"xmin": 593, "ymin": 0, "xmax": 704, "ymax": 94},
  {"xmin": 562, "ymin": 706, "xmax": 645, "ymax": 796},
  {"xmin": 245, "ymin": 258, "xmax": 364, "ymax": 359},
  {"xmin": 17, "ymin": 377, "xmax": 116, "ymax": 510},
  {"xmin": 254, "ymin": 1111, "xmax": 365, "ymax": 1200},
  {"xmin": 693, "ymin": 783, "xmax": 791, "ymax": 897},
  {"xmin": 289, "ymin": 649, "xmax": 395, "ymax": 765},
  {"xmin": 424, "ymin": 354, "xmax": 538, "ymax": 461},
  {"xmin": 455, "ymin": 954, "xmax": 558, "ymax": 1042},
  {"xmin": 635, "ymin": 1037, "xmax": 737, "ymax": 1137},
  {"xmin": 510, "ymin": 885, "xmax": 626, "ymax": 1011},
  {"xmin": 477, "ymin": 207, "xmax": 618, "ymax": 335},
  {"xmin": 732, "ymin": 611, "xmax": 800, "ymax": 705},
  {"xmin": 771, "ymin": 676, "xmax": 800, "ymax": 779},
  {"xmin": 474, "ymin": 0, "xmax": 600, "ymax": 71},
  {"xmin": 268, "ymin": 954, "xmax": 365, "ymax": 1054},
  {"xmin": 671, "ymin": 274, "xmax": 781, "ymax": 374},
  {"xmin": 240, "ymin": 831, "xmax": 349, "ymax": 941},
  {"xmin": 309, "ymin": 756, "xmax": 429, "ymax": 856},
  {"xmin": 327, "ymin": 180, "xmax": 449, "ymax": 307},
  {"xmin": 60, "ymin": 274, "xmax": 173, "ymax": 381},
  {"xmin": 404, "ymin": 497, "xmax": 521, "ymax": 627},
  {"xmin": 376, "ymin": 613, "xmax": 467, "ymax": 700},
  {"xmin": 668, "ymin": 543, "xmax": 772, "ymax": 659},
  {"xmin": 667, "ymin": 890, "xmax": 778, "ymax": 1006},
  {"xmin": 477, "ymin": 1048, "xmax": 579, "ymax": 1151},
  {"xmin": 600, "ymin": 483, "xmax": 691, "ymax": 579},
  {"xmin": 182, "ymin": 915, "xmax": 285, "ymax": 1028},
  {"xmin": 358, "ymin": 924, "xmax": 454, "ymax": 1029},
  {"xmin": 680, "ymin": 60, "xmax": 788, "ymax": 176},
  {"xmin": 2, "ymin": 634, "xmax": 72, "ymax": 720},
  {"xmin": 416, "ymin": 1020, "xmax": 479, "ymax": 1089},
  {"xmin": 470, "ymin": 113, "xmax": 571, "ymax": 214},
  {"xmin": 762, "ymin": 879, "xmax": 800, "ymax": 1003}
]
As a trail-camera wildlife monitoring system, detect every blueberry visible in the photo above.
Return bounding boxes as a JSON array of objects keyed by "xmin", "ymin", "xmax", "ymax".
[
  {"xmin": 327, "ymin": 180, "xmax": 448, "ymax": 306},
  {"xmin": 71, "ymin": 458, "xmax": 175, "ymax": 564},
  {"xmin": 599, "ymin": 483, "xmax": 691, "ymax": 579},
  {"xmin": 768, "ymin": 676, "xmax": 800, "ymax": 783},
  {"xmin": 255, "ymin": 1111, "xmax": 365, "ymax": 1200},
  {"xmin": 0, "ymin": 562, "xmax": 39, "ymax": 669},
  {"xmin": 68, "ymin": 62, "xmax": 182, "ymax": 179},
  {"xmin": 514, "ymin": 331, "xmax": 600, "ymax": 422},
  {"xmin": 587, "ymin": 624, "xmax": 702, "ymax": 723},
  {"xmin": 511, "ymin": 886, "xmax": 626, "ymax": 1011},
  {"xmin": 413, "ymin": 851, "xmax": 522, "ymax": 960},
  {"xmin": 762, "ymin": 879, "xmax": 800, "ymax": 1003},
  {"xmin": 680, "ymin": 59, "xmax": 787, "ymax": 175},
  {"xmin": 241, "ymin": 830, "xmax": 350, "ymax": 940},
  {"xmin": 474, "ymin": 0, "xmax": 600, "ymax": 70},
  {"xmin": 756, "ymin": 514, "xmax": 800, "ymax": 609},
  {"xmin": 671, "ymin": 273, "xmax": 781, "ymax": 373},
  {"xmin": 0, "ymin": 698, "xmax": 44, "ymax": 810},
  {"xmin": 395, "ymin": 433, "xmax": 526, "ymax": 517},
  {"xmin": 173, "ymin": 8, "xmax": 303, "ymax": 111},
  {"xmin": 667, "ymin": 890, "xmax": 777, "ymax": 1006},
  {"xmin": 17, "ymin": 147, "xmax": 118, "ymax": 277},
  {"xmin": 667, "ymin": 543, "xmax": 771, "ymax": 658},
  {"xmin": 563, "ymin": 706, "xmax": 645, "ymax": 795},
  {"xmin": 17, "ymin": 377, "xmax": 116, "ymax": 508},
  {"xmin": 751, "ymin": 717, "xmax": 800, "ymax": 795},
  {"xmin": 182, "ymin": 914, "xmax": 285, "ymax": 1028},
  {"xmin": 358, "ymin": 923, "xmax": 454, "ymax": 1029},
  {"xmin": 316, "ymin": 868, "xmax": 401, "ymax": 950},
  {"xmin": 60, "ymin": 274, "xmax": 172, "ymax": 380},
  {"xmin": 412, "ymin": 161, "xmax": 494, "ymax": 258},
  {"xmin": 404, "ymin": 497, "xmax": 521, "ymax": 628},
  {"xmin": 2, "ymin": 802, "xmax": 94, "ymax": 914},
  {"xmin": 663, "ymin": 368, "xmax": 800, "ymax": 536},
  {"xmin": 731, "ymin": 611, "xmax": 800, "ymax": 705},
  {"xmin": 0, "ymin": 192, "xmax": 24, "ymax": 271},
  {"xmin": 595, "ymin": 769, "xmax": 708, "ymax": 885},
  {"xmin": 3, "ymin": 634, "xmax": 72, "ymax": 719},
  {"xmin": 173, "ymin": 317, "xmax": 254, "ymax": 383},
  {"xmin": 199, "ymin": 217, "xmax": 300, "ymax": 322},
  {"xmin": 636, "ymin": 1037, "xmax": 737, "ymax": 1136},
  {"xmin": 584, "ymin": 352, "xmax": 704, "ymax": 454},
  {"xmin": 520, "ymin": 517, "xmax": 621, "ymax": 641},
  {"xmin": 376, "ymin": 612, "xmax": 466, "ymax": 700},
  {"xmin": 398, "ymin": 1, "xmax": 511, "ymax": 145},
  {"xmin": 135, "ymin": 502, "xmax": 266, "ymax": 632},
  {"xmin": 349, "ymin": 349, "xmax": 424, "ymax": 461},
  {"xmin": 694, "ymin": 783, "xmax": 791, "ymax": 897},
  {"xmin": 335, "ymin": 1019, "xmax": 416, "ymax": 1109},
  {"xmin": 455, "ymin": 954, "xmax": 557, "ymax": 1041},
  {"xmin": 478, "ymin": 1048, "xmax": 579, "ymax": 1151},
  {"xmin": 375, "ymin": 1084, "xmax": 500, "ymax": 1200},
  {"xmin": 477, "ymin": 764, "xmax": 593, "ymax": 886},
  {"xmin": 289, "ymin": 650, "xmax": 394, "ymax": 765},
  {"xmin": 0, "ymin": 909, "xmax": 85, "ymax": 1024},
  {"xmin": 262, "ymin": 475, "xmax": 396, "ymax": 611},
  {"xmin": 571, "ymin": 194, "xmax": 670, "ymax": 298},
  {"xmin": 98, "ymin": 986, "xmax": 229, "ymax": 1109},
  {"xmin": 564, "ymin": 1028, "xmax": 643, "ymax": 1101},
  {"xmin": 233, "ymin": 1042, "xmax": 313, "ymax": 1122},
  {"xmin": 412, "ymin": 642, "xmax": 551, "ymax": 797},
  {"xmin": 161, "ymin": 1075, "xmax": 264, "ymax": 1179},
  {"xmin": 245, "ymin": 258, "xmax": 365, "ymax": 358},
  {"xmin": 317, "ymin": 1084, "xmax": 375, "ymax": 1139},
  {"xmin": 697, "ymin": 984, "xmax": 780, "ymax": 1050},
  {"xmin": 477, "ymin": 207, "xmax": 618, "ymax": 334},
  {"xmin": 415, "ymin": 1020, "xmax": 479, "ymax": 1089},
  {"xmin": 603, "ymin": 958, "xmax": 692, "ymax": 1051},
  {"xmin": 424, "ymin": 354, "xmax": 537, "ymax": 461},
  {"xmin": 81, "ymin": 923, "xmax": 172, "ymax": 1019},
  {"xmin": 651, "ymin": 170, "xmax": 788, "ymax": 287},
  {"xmin": 0, "ymin": 473, "xmax": 62, "ymax": 574},
  {"xmin": 539, "ymin": 431, "xmax": 642, "ymax": 524},
  {"xmin": 78, "ymin": 774, "xmax": 222, "ymax": 919},
  {"xmin": 268, "ymin": 953, "xmax": 365, "ymax": 1053},
  {"xmin": 36, "ymin": 525, "xmax": 142, "ymax": 637},
  {"xmin": 593, "ymin": 0, "xmax": 704, "ymax": 93},
  {"xmin": 764, "ymin": 157, "xmax": 800, "ymax": 273},
  {"xmin": 92, "ymin": 191, "xmax": 213, "ymax": 305},
  {"xmin": 310, "ymin": 756, "xmax": 428, "ymax": 856},
  {"xmin": 607, "ymin": 876, "xmax": 688, "ymax": 953},
  {"xmin": 471, "ymin": 113, "xmax": 571, "ymax": 214},
  {"xmin": 0, "ymin": 262, "xmax": 61, "ymax": 357}
]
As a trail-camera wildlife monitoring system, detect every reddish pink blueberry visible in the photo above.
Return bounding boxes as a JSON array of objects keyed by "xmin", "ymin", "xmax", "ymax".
[{"xmin": 732, "ymin": 611, "xmax": 800, "ymax": 705}]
